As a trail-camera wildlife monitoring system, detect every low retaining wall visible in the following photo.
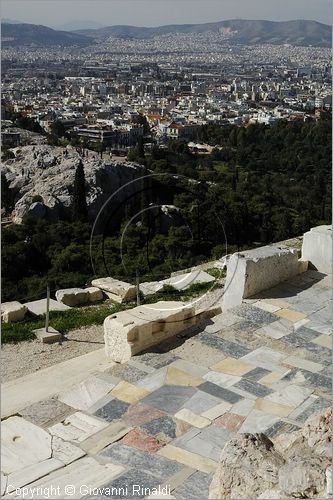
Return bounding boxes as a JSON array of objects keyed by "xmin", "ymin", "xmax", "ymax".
[
  {"xmin": 104, "ymin": 301, "xmax": 220, "ymax": 363},
  {"xmin": 302, "ymin": 225, "xmax": 332, "ymax": 275},
  {"xmin": 222, "ymin": 245, "xmax": 307, "ymax": 311}
]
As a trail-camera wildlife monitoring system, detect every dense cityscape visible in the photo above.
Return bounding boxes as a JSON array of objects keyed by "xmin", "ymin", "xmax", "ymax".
[
  {"xmin": 2, "ymin": 31, "xmax": 332, "ymax": 149},
  {"xmin": 1, "ymin": 4, "xmax": 333, "ymax": 499}
]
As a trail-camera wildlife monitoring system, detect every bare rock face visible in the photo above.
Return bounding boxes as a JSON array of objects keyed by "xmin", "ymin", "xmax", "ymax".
[
  {"xmin": 2, "ymin": 145, "xmax": 144, "ymax": 223},
  {"xmin": 302, "ymin": 407, "xmax": 332, "ymax": 458},
  {"xmin": 209, "ymin": 408, "xmax": 332, "ymax": 499},
  {"xmin": 208, "ymin": 433, "xmax": 285, "ymax": 499},
  {"xmin": 279, "ymin": 457, "xmax": 327, "ymax": 498}
]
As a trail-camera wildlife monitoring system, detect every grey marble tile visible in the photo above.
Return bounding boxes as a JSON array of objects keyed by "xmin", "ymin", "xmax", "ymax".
[
  {"xmin": 299, "ymin": 370, "xmax": 332, "ymax": 392},
  {"xmin": 94, "ymin": 398, "xmax": 130, "ymax": 422},
  {"xmin": 244, "ymin": 367, "xmax": 271, "ymax": 382},
  {"xmin": 134, "ymin": 351, "xmax": 179, "ymax": 369},
  {"xmin": 101, "ymin": 469, "xmax": 160, "ymax": 498},
  {"xmin": 101, "ymin": 443, "xmax": 181, "ymax": 480},
  {"xmin": 173, "ymin": 425, "xmax": 232, "ymax": 461},
  {"xmin": 295, "ymin": 396, "xmax": 331, "ymax": 424},
  {"xmin": 282, "ymin": 327, "xmax": 321, "ymax": 347},
  {"xmin": 141, "ymin": 385, "xmax": 196, "ymax": 413},
  {"xmin": 265, "ymin": 420, "xmax": 301, "ymax": 438},
  {"xmin": 198, "ymin": 382, "xmax": 243, "ymax": 403},
  {"xmin": 234, "ymin": 378, "xmax": 272, "ymax": 398},
  {"xmin": 109, "ymin": 364, "xmax": 149, "ymax": 384},
  {"xmin": 183, "ymin": 390, "xmax": 222, "ymax": 414},
  {"xmin": 19, "ymin": 397, "xmax": 73, "ymax": 427},
  {"xmin": 141, "ymin": 415, "xmax": 179, "ymax": 440},
  {"xmin": 173, "ymin": 471, "xmax": 212, "ymax": 499},
  {"xmin": 230, "ymin": 304, "xmax": 277, "ymax": 325},
  {"xmin": 196, "ymin": 332, "xmax": 251, "ymax": 358}
]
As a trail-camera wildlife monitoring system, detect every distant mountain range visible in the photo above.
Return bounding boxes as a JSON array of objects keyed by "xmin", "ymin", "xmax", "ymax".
[
  {"xmin": 1, "ymin": 22, "xmax": 92, "ymax": 47},
  {"xmin": 1, "ymin": 19, "xmax": 332, "ymax": 47},
  {"xmin": 77, "ymin": 19, "xmax": 332, "ymax": 47}
]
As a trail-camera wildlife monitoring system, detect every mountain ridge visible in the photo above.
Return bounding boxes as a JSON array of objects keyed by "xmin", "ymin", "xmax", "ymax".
[
  {"xmin": 75, "ymin": 18, "xmax": 332, "ymax": 47},
  {"xmin": 1, "ymin": 19, "xmax": 331, "ymax": 47},
  {"xmin": 1, "ymin": 22, "xmax": 92, "ymax": 46}
]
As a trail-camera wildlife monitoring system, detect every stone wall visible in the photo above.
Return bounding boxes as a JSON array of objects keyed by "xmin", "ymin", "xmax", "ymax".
[{"xmin": 222, "ymin": 245, "xmax": 307, "ymax": 311}]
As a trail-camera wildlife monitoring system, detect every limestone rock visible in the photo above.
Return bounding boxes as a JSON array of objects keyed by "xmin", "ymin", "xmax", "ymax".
[
  {"xmin": 2, "ymin": 144, "xmax": 144, "ymax": 223},
  {"xmin": 55, "ymin": 288, "xmax": 89, "ymax": 307},
  {"xmin": 258, "ymin": 489, "xmax": 285, "ymax": 499},
  {"xmin": 209, "ymin": 408, "xmax": 332, "ymax": 499},
  {"xmin": 1, "ymin": 301, "xmax": 27, "ymax": 322},
  {"xmin": 208, "ymin": 433, "xmax": 285, "ymax": 499},
  {"xmin": 302, "ymin": 407, "xmax": 332, "ymax": 457},
  {"xmin": 278, "ymin": 458, "xmax": 327, "ymax": 498},
  {"xmin": 326, "ymin": 467, "xmax": 332, "ymax": 496},
  {"xmin": 91, "ymin": 277, "xmax": 136, "ymax": 303}
]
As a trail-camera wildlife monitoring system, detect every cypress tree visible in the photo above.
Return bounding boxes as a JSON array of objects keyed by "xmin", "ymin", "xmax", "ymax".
[{"xmin": 72, "ymin": 160, "xmax": 88, "ymax": 222}]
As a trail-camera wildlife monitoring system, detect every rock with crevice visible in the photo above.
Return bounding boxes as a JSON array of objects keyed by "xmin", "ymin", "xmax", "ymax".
[
  {"xmin": 209, "ymin": 408, "xmax": 332, "ymax": 499},
  {"xmin": 209, "ymin": 433, "xmax": 285, "ymax": 499}
]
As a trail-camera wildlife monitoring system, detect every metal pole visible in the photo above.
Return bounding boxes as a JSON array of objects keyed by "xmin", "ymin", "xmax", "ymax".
[
  {"xmin": 136, "ymin": 270, "xmax": 140, "ymax": 306},
  {"xmin": 45, "ymin": 283, "xmax": 50, "ymax": 332}
]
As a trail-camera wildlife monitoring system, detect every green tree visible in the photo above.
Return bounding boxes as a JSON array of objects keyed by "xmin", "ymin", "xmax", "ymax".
[
  {"xmin": 1, "ymin": 174, "xmax": 12, "ymax": 213},
  {"xmin": 72, "ymin": 160, "xmax": 88, "ymax": 223}
]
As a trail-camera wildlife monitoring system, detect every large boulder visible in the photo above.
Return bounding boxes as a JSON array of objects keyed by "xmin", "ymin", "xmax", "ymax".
[
  {"xmin": 1, "ymin": 301, "xmax": 27, "ymax": 323},
  {"xmin": 55, "ymin": 288, "xmax": 89, "ymax": 307},
  {"xmin": 91, "ymin": 277, "xmax": 136, "ymax": 303},
  {"xmin": 209, "ymin": 433, "xmax": 285, "ymax": 499}
]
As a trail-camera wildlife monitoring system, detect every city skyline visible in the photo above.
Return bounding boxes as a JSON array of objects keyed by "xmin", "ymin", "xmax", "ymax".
[{"xmin": 2, "ymin": 0, "xmax": 332, "ymax": 29}]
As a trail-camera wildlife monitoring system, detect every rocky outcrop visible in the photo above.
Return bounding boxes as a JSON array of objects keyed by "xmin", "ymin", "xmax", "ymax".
[
  {"xmin": 209, "ymin": 433, "xmax": 285, "ymax": 499},
  {"xmin": 209, "ymin": 407, "xmax": 332, "ymax": 499},
  {"xmin": 2, "ymin": 145, "xmax": 144, "ymax": 223}
]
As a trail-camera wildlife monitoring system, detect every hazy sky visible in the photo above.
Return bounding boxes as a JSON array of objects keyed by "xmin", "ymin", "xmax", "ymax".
[{"xmin": 2, "ymin": 0, "xmax": 332, "ymax": 28}]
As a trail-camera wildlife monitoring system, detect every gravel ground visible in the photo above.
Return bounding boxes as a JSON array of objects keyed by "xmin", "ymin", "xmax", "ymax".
[{"xmin": 1, "ymin": 324, "xmax": 104, "ymax": 383}]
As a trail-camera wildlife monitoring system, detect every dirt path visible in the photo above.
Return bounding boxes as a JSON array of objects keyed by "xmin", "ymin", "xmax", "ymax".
[{"xmin": 1, "ymin": 324, "xmax": 104, "ymax": 383}]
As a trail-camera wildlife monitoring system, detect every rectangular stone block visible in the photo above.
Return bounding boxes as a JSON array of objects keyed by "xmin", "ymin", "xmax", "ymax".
[
  {"xmin": 103, "ymin": 301, "xmax": 219, "ymax": 363},
  {"xmin": 301, "ymin": 225, "xmax": 332, "ymax": 274},
  {"xmin": 91, "ymin": 277, "xmax": 136, "ymax": 303},
  {"xmin": 55, "ymin": 288, "xmax": 89, "ymax": 307},
  {"xmin": 222, "ymin": 245, "xmax": 305, "ymax": 311},
  {"xmin": 1, "ymin": 301, "xmax": 27, "ymax": 323},
  {"xmin": 33, "ymin": 327, "xmax": 62, "ymax": 344}
]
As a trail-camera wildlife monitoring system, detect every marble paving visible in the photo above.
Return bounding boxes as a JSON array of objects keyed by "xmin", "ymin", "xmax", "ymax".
[{"xmin": 1, "ymin": 270, "xmax": 331, "ymax": 499}]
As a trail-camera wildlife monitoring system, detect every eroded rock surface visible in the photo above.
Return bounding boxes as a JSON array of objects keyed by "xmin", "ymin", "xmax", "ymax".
[{"xmin": 209, "ymin": 408, "xmax": 332, "ymax": 499}]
